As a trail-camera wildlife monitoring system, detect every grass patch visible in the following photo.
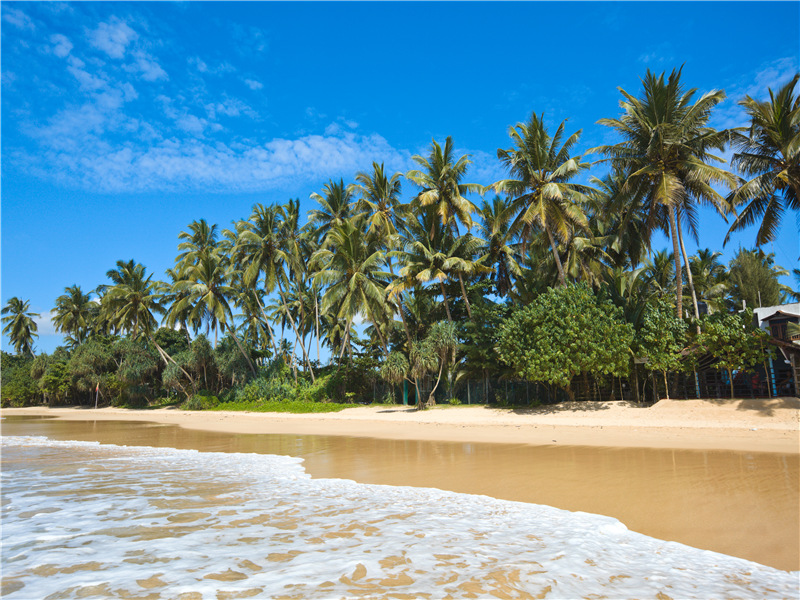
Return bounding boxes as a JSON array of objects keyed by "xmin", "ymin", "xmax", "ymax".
[{"xmin": 209, "ymin": 399, "xmax": 359, "ymax": 413}]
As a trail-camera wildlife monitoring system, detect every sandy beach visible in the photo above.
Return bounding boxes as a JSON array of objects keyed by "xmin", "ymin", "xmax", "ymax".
[{"xmin": 4, "ymin": 397, "xmax": 799, "ymax": 454}]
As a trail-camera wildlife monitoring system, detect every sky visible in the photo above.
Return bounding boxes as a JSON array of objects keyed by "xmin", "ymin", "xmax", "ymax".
[{"xmin": 2, "ymin": 1, "xmax": 799, "ymax": 355}]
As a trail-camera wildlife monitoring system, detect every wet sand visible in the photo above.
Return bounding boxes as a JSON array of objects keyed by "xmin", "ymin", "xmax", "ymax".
[{"xmin": 3, "ymin": 412, "xmax": 798, "ymax": 572}]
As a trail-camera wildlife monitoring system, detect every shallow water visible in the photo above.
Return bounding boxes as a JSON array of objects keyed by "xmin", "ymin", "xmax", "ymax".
[{"xmin": 1, "ymin": 417, "xmax": 798, "ymax": 599}]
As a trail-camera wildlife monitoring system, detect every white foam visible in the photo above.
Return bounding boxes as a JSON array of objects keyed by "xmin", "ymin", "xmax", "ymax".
[{"xmin": 2, "ymin": 435, "xmax": 797, "ymax": 599}]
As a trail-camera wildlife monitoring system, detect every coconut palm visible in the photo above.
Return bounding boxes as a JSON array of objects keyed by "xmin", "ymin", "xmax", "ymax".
[
  {"xmin": 352, "ymin": 162, "xmax": 405, "ymax": 240},
  {"xmin": 101, "ymin": 260, "xmax": 165, "ymax": 340},
  {"xmin": 687, "ymin": 249, "xmax": 729, "ymax": 314},
  {"xmin": 52, "ymin": 285, "xmax": 95, "ymax": 345},
  {"xmin": 309, "ymin": 180, "xmax": 354, "ymax": 245},
  {"xmin": 494, "ymin": 112, "xmax": 592, "ymax": 287},
  {"xmin": 591, "ymin": 67, "xmax": 737, "ymax": 317},
  {"xmin": 175, "ymin": 218, "xmax": 219, "ymax": 274},
  {"xmin": 406, "ymin": 136, "xmax": 481, "ymax": 239},
  {"xmin": 475, "ymin": 196, "xmax": 522, "ymax": 299},
  {"xmin": 2, "ymin": 297, "xmax": 38, "ymax": 356},
  {"xmin": 725, "ymin": 74, "xmax": 799, "ymax": 246},
  {"xmin": 313, "ymin": 220, "xmax": 390, "ymax": 360}
]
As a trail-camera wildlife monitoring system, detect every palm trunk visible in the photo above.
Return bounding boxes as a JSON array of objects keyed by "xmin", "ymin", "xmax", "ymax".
[
  {"xmin": 277, "ymin": 278, "xmax": 315, "ymax": 382},
  {"xmin": 314, "ymin": 292, "xmax": 321, "ymax": 363},
  {"xmin": 545, "ymin": 227, "xmax": 567, "ymax": 287},
  {"xmin": 667, "ymin": 205, "xmax": 684, "ymax": 319},
  {"xmin": 338, "ymin": 316, "xmax": 354, "ymax": 362},
  {"xmin": 439, "ymin": 281, "xmax": 453, "ymax": 323},
  {"xmin": 253, "ymin": 292, "xmax": 279, "ymax": 357},
  {"xmin": 223, "ymin": 324, "xmax": 257, "ymax": 376},
  {"xmin": 366, "ymin": 305, "xmax": 389, "ymax": 355},
  {"xmin": 676, "ymin": 212, "xmax": 700, "ymax": 331},
  {"xmin": 457, "ymin": 273, "xmax": 473, "ymax": 320}
]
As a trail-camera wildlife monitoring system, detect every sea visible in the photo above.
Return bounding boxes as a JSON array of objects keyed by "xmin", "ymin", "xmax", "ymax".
[{"xmin": 2, "ymin": 430, "xmax": 798, "ymax": 600}]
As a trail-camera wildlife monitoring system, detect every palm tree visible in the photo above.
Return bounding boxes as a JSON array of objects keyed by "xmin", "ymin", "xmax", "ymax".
[
  {"xmin": 687, "ymin": 249, "xmax": 728, "ymax": 314},
  {"xmin": 725, "ymin": 74, "xmax": 799, "ymax": 246},
  {"xmin": 175, "ymin": 218, "xmax": 219, "ymax": 274},
  {"xmin": 352, "ymin": 162, "xmax": 405, "ymax": 240},
  {"xmin": 475, "ymin": 196, "xmax": 522, "ymax": 299},
  {"xmin": 494, "ymin": 112, "xmax": 592, "ymax": 287},
  {"xmin": 101, "ymin": 260, "xmax": 165, "ymax": 340},
  {"xmin": 406, "ymin": 136, "xmax": 481, "ymax": 239},
  {"xmin": 643, "ymin": 250, "xmax": 677, "ymax": 300},
  {"xmin": 591, "ymin": 67, "xmax": 737, "ymax": 317},
  {"xmin": 313, "ymin": 220, "xmax": 390, "ymax": 360},
  {"xmin": 2, "ymin": 297, "xmax": 38, "ymax": 356},
  {"xmin": 52, "ymin": 285, "xmax": 95, "ymax": 345},
  {"xmin": 309, "ymin": 180, "xmax": 353, "ymax": 244}
]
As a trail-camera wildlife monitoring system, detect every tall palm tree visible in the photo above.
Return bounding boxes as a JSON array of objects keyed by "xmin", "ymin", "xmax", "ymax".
[
  {"xmin": 494, "ymin": 112, "xmax": 592, "ymax": 287},
  {"xmin": 101, "ymin": 260, "xmax": 165, "ymax": 340},
  {"xmin": 725, "ymin": 74, "xmax": 799, "ymax": 246},
  {"xmin": 52, "ymin": 285, "xmax": 95, "ymax": 345},
  {"xmin": 406, "ymin": 136, "xmax": 481, "ymax": 239},
  {"xmin": 687, "ymin": 249, "xmax": 729, "ymax": 314},
  {"xmin": 591, "ymin": 67, "xmax": 737, "ymax": 317},
  {"xmin": 2, "ymin": 297, "xmax": 38, "ymax": 356},
  {"xmin": 313, "ymin": 220, "xmax": 390, "ymax": 360}
]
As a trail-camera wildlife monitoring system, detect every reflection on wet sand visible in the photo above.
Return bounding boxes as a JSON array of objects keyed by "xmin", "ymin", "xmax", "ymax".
[{"xmin": 2, "ymin": 416, "xmax": 798, "ymax": 571}]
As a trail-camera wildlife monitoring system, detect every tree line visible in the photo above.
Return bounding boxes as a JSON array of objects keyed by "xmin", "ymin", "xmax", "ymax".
[{"xmin": 2, "ymin": 68, "xmax": 798, "ymax": 408}]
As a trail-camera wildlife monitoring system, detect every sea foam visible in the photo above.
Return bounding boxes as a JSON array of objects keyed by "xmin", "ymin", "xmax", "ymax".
[{"xmin": 2, "ymin": 435, "xmax": 797, "ymax": 599}]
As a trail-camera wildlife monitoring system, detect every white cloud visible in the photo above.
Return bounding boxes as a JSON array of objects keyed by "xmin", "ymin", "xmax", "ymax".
[
  {"xmin": 2, "ymin": 6, "xmax": 35, "ymax": 31},
  {"xmin": 34, "ymin": 311, "xmax": 58, "ymax": 337},
  {"xmin": 244, "ymin": 78, "xmax": 263, "ymax": 91},
  {"xmin": 88, "ymin": 17, "xmax": 138, "ymax": 59},
  {"xmin": 127, "ymin": 50, "xmax": 168, "ymax": 81},
  {"xmin": 50, "ymin": 33, "xmax": 73, "ymax": 58}
]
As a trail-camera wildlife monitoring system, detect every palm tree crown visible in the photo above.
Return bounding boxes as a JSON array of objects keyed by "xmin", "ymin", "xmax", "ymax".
[{"xmin": 2, "ymin": 297, "xmax": 39, "ymax": 356}]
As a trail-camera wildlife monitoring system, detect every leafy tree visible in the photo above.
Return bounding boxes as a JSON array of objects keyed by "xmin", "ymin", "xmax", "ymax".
[
  {"xmin": 153, "ymin": 327, "xmax": 190, "ymax": 357},
  {"xmin": 497, "ymin": 283, "xmax": 634, "ymax": 396},
  {"xmin": 726, "ymin": 74, "xmax": 799, "ymax": 246},
  {"xmin": 1, "ymin": 352, "xmax": 38, "ymax": 406},
  {"xmin": 494, "ymin": 112, "xmax": 592, "ymax": 287},
  {"xmin": 2, "ymin": 297, "xmax": 38, "ymax": 356},
  {"xmin": 634, "ymin": 298, "xmax": 688, "ymax": 399},
  {"xmin": 113, "ymin": 338, "xmax": 159, "ymax": 405},
  {"xmin": 696, "ymin": 309, "xmax": 773, "ymax": 398},
  {"xmin": 32, "ymin": 348, "xmax": 72, "ymax": 406},
  {"xmin": 419, "ymin": 321, "xmax": 458, "ymax": 408},
  {"xmin": 68, "ymin": 337, "xmax": 115, "ymax": 404}
]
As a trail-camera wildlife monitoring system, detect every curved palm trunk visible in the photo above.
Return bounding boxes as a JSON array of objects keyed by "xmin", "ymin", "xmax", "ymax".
[
  {"xmin": 253, "ymin": 292, "xmax": 280, "ymax": 357},
  {"xmin": 456, "ymin": 273, "xmax": 473, "ymax": 320},
  {"xmin": 545, "ymin": 227, "xmax": 567, "ymax": 288},
  {"xmin": 676, "ymin": 213, "xmax": 701, "ymax": 332},
  {"xmin": 338, "ymin": 315, "xmax": 354, "ymax": 362},
  {"xmin": 667, "ymin": 206, "xmax": 684, "ymax": 319},
  {"xmin": 277, "ymin": 278, "xmax": 315, "ymax": 382},
  {"xmin": 223, "ymin": 323, "xmax": 257, "ymax": 376},
  {"xmin": 366, "ymin": 305, "xmax": 389, "ymax": 355}
]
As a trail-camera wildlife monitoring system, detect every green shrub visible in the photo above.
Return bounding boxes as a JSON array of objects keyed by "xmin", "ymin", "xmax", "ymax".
[
  {"xmin": 447, "ymin": 397, "xmax": 461, "ymax": 406},
  {"xmin": 183, "ymin": 393, "xmax": 219, "ymax": 411}
]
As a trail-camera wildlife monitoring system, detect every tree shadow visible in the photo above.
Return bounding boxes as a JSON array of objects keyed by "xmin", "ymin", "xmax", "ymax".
[
  {"xmin": 488, "ymin": 401, "xmax": 638, "ymax": 416},
  {"xmin": 698, "ymin": 396, "xmax": 800, "ymax": 417},
  {"xmin": 376, "ymin": 408, "xmax": 420, "ymax": 414}
]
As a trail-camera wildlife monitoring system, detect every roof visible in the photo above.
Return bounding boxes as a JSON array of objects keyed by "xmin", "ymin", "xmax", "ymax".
[{"xmin": 761, "ymin": 310, "xmax": 800, "ymax": 322}]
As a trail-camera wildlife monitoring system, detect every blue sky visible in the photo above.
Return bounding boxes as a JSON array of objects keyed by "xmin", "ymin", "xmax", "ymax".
[{"xmin": 2, "ymin": 1, "xmax": 798, "ymax": 354}]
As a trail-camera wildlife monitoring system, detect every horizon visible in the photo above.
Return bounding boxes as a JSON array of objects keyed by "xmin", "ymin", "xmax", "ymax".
[{"xmin": 2, "ymin": 1, "xmax": 798, "ymax": 354}]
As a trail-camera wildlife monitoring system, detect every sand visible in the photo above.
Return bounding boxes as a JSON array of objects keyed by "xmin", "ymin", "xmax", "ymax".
[{"xmin": 4, "ymin": 397, "xmax": 799, "ymax": 454}]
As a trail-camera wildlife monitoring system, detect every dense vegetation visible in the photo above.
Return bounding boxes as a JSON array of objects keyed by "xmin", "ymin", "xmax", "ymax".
[{"xmin": 2, "ymin": 68, "xmax": 797, "ymax": 409}]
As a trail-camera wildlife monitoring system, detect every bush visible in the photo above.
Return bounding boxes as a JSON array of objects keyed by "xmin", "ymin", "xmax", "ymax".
[
  {"xmin": 447, "ymin": 397, "xmax": 461, "ymax": 406},
  {"xmin": 183, "ymin": 393, "xmax": 220, "ymax": 411}
]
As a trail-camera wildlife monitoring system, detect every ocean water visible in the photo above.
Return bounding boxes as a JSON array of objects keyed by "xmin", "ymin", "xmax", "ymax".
[{"xmin": 1, "ymin": 435, "xmax": 798, "ymax": 600}]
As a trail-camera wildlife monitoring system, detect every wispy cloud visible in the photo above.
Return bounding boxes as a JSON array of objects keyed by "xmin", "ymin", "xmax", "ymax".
[
  {"xmin": 244, "ymin": 78, "xmax": 263, "ymax": 91},
  {"xmin": 49, "ymin": 33, "xmax": 73, "ymax": 58},
  {"xmin": 2, "ymin": 6, "xmax": 35, "ymax": 31},
  {"xmin": 88, "ymin": 17, "xmax": 138, "ymax": 59}
]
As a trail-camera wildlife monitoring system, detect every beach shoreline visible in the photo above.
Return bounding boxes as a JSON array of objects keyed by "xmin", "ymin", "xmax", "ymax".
[{"xmin": 3, "ymin": 397, "xmax": 799, "ymax": 454}]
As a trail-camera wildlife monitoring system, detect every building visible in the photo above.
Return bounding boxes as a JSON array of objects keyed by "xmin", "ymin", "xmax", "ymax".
[{"xmin": 752, "ymin": 303, "xmax": 800, "ymax": 397}]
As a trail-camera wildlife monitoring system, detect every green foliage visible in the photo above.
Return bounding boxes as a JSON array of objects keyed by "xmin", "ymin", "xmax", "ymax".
[
  {"xmin": 459, "ymin": 299, "xmax": 508, "ymax": 378},
  {"xmin": 727, "ymin": 248, "xmax": 787, "ymax": 309},
  {"xmin": 497, "ymin": 283, "xmax": 634, "ymax": 391},
  {"xmin": 183, "ymin": 393, "xmax": 220, "ymax": 411},
  {"xmin": 697, "ymin": 309, "xmax": 774, "ymax": 379},
  {"xmin": 113, "ymin": 338, "xmax": 159, "ymax": 406},
  {"xmin": 153, "ymin": 327, "xmax": 189, "ymax": 356},
  {"xmin": 447, "ymin": 397, "xmax": 461, "ymax": 406},
  {"xmin": 68, "ymin": 337, "xmax": 115, "ymax": 399},
  {"xmin": 1, "ymin": 352, "xmax": 38, "ymax": 406},
  {"xmin": 210, "ymin": 399, "xmax": 357, "ymax": 413},
  {"xmin": 380, "ymin": 351, "xmax": 409, "ymax": 385},
  {"xmin": 635, "ymin": 298, "xmax": 688, "ymax": 375}
]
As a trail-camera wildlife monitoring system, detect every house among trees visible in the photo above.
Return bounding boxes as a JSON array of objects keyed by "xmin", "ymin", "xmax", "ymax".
[{"xmin": 753, "ymin": 303, "xmax": 800, "ymax": 397}]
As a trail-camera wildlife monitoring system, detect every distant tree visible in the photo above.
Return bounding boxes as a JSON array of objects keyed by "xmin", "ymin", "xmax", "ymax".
[
  {"xmin": 497, "ymin": 283, "xmax": 634, "ymax": 397},
  {"xmin": 68, "ymin": 337, "xmax": 115, "ymax": 405},
  {"xmin": 1, "ymin": 352, "xmax": 38, "ymax": 406},
  {"xmin": 727, "ymin": 248, "xmax": 789, "ymax": 309},
  {"xmin": 696, "ymin": 310, "xmax": 773, "ymax": 398},
  {"xmin": 2, "ymin": 297, "xmax": 38, "ymax": 356}
]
